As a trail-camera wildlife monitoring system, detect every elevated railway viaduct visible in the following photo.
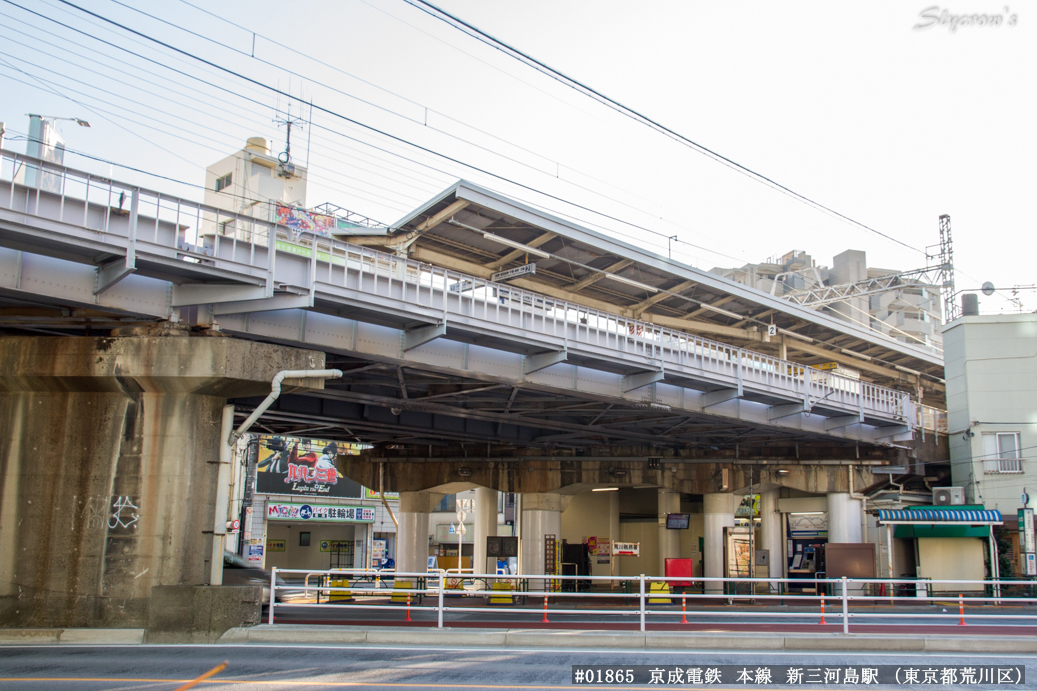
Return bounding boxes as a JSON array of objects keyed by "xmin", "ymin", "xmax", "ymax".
[{"xmin": 0, "ymin": 151, "xmax": 946, "ymax": 632}]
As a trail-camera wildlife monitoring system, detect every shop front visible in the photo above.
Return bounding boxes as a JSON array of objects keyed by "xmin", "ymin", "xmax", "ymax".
[{"xmin": 264, "ymin": 501, "xmax": 376, "ymax": 571}]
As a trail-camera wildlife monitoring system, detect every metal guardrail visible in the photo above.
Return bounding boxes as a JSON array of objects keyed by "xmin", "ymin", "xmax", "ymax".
[
  {"xmin": 0, "ymin": 150, "xmax": 912, "ymax": 426},
  {"xmin": 917, "ymin": 404, "xmax": 948, "ymax": 435},
  {"xmin": 269, "ymin": 568, "xmax": 1037, "ymax": 634}
]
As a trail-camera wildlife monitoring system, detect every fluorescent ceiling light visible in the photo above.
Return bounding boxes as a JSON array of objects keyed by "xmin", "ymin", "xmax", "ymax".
[
  {"xmin": 605, "ymin": 273, "xmax": 658, "ymax": 293},
  {"xmin": 479, "ymin": 231, "xmax": 551, "ymax": 259},
  {"xmin": 591, "ymin": 487, "xmax": 620, "ymax": 492},
  {"xmin": 699, "ymin": 303, "xmax": 742, "ymax": 320}
]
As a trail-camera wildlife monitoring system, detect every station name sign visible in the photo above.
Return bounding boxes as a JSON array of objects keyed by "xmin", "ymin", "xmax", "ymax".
[
  {"xmin": 491, "ymin": 263, "xmax": 536, "ymax": 282},
  {"xmin": 266, "ymin": 502, "xmax": 375, "ymax": 523}
]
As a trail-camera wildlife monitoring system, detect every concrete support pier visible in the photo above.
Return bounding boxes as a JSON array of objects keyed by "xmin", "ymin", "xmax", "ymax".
[
  {"xmin": 396, "ymin": 491, "xmax": 443, "ymax": 576},
  {"xmin": 703, "ymin": 493, "xmax": 736, "ymax": 593},
  {"xmin": 759, "ymin": 489, "xmax": 783, "ymax": 583},
  {"xmin": 519, "ymin": 493, "xmax": 562, "ymax": 588},
  {"xmin": 657, "ymin": 488, "xmax": 681, "ymax": 576},
  {"xmin": 473, "ymin": 487, "xmax": 498, "ymax": 578},
  {"xmin": 0, "ymin": 330, "xmax": 322, "ymax": 634},
  {"xmin": 827, "ymin": 492, "xmax": 863, "ymax": 544}
]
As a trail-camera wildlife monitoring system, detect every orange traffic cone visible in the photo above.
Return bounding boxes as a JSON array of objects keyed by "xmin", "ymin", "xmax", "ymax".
[
  {"xmin": 405, "ymin": 592, "xmax": 412, "ymax": 622},
  {"xmin": 819, "ymin": 596, "xmax": 828, "ymax": 625},
  {"xmin": 958, "ymin": 593, "xmax": 966, "ymax": 626},
  {"xmin": 542, "ymin": 594, "xmax": 549, "ymax": 623},
  {"xmin": 681, "ymin": 594, "xmax": 688, "ymax": 624}
]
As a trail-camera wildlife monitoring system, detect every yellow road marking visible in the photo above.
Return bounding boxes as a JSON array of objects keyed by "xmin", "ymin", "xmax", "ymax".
[{"xmin": 174, "ymin": 661, "xmax": 228, "ymax": 691}]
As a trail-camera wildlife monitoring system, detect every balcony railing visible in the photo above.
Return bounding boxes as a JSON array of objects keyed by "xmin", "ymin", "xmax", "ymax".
[{"xmin": 984, "ymin": 457, "xmax": 1023, "ymax": 474}]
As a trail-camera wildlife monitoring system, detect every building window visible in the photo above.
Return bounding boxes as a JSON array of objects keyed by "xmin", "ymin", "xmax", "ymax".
[
  {"xmin": 215, "ymin": 173, "xmax": 232, "ymax": 192},
  {"xmin": 299, "ymin": 532, "xmax": 311, "ymax": 547},
  {"xmin": 982, "ymin": 432, "xmax": 1022, "ymax": 473}
]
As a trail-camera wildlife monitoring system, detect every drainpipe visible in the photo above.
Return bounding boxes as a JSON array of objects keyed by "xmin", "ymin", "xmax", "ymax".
[
  {"xmin": 213, "ymin": 369, "xmax": 342, "ymax": 586},
  {"xmin": 379, "ymin": 462, "xmax": 399, "ymax": 529},
  {"xmin": 228, "ymin": 369, "xmax": 343, "ymax": 445}
]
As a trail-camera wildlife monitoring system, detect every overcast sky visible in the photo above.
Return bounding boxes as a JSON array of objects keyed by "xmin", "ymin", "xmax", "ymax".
[{"xmin": 1, "ymin": 0, "xmax": 1033, "ymax": 313}]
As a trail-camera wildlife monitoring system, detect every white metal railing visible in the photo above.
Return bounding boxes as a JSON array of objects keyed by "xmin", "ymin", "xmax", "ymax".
[
  {"xmin": 984, "ymin": 457, "xmax": 1023, "ymax": 474},
  {"xmin": 917, "ymin": 404, "xmax": 948, "ymax": 435},
  {"xmin": 0, "ymin": 150, "xmax": 912, "ymax": 424},
  {"xmin": 268, "ymin": 568, "xmax": 1037, "ymax": 634}
]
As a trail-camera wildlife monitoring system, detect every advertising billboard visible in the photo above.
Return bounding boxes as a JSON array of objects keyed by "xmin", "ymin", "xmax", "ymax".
[{"xmin": 255, "ymin": 436, "xmax": 363, "ymax": 499}]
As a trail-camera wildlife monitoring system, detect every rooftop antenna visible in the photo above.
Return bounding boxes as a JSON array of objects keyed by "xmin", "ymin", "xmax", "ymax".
[{"xmin": 273, "ymin": 100, "xmax": 304, "ymax": 177}]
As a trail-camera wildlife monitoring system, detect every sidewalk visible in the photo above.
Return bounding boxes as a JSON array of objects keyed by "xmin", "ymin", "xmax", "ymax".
[{"xmin": 217, "ymin": 624, "xmax": 1037, "ymax": 652}]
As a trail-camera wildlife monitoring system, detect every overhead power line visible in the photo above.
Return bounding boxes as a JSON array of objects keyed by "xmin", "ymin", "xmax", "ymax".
[
  {"xmin": 30, "ymin": 0, "xmax": 751, "ymax": 263},
  {"xmin": 403, "ymin": 0, "xmax": 926, "ymax": 257}
]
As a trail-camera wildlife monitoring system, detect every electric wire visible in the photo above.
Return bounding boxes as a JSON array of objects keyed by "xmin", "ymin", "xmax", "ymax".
[
  {"xmin": 32, "ymin": 0, "xmax": 748, "ymax": 265},
  {"xmin": 0, "ymin": 65, "xmax": 421, "ymax": 213},
  {"xmin": 0, "ymin": 18, "xmax": 450, "ymax": 198},
  {"xmin": 0, "ymin": 14, "xmax": 448, "ymax": 208},
  {"xmin": 2, "ymin": 0, "xmax": 957, "ymax": 369},
  {"xmin": 162, "ymin": 0, "xmax": 750, "ymax": 266},
  {"xmin": 405, "ymin": 0, "xmax": 926, "ymax": 257},
  {"xmin": 3, "ymin": 0, "xmax": 747, "ymax": 267}
]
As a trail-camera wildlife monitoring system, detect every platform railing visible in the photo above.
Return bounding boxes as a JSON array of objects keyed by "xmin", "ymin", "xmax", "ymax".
[
  {"xmin": 268, "ymin": 568, "xmax": 1037, "ymax": 634},
  {"xmin": 0, "ymin": 149, "xmax": 912, "ymax": 425}
]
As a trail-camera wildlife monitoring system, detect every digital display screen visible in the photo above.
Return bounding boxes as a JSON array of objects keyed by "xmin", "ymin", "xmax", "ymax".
[{"xmin": 666, "ymin": 513, "xmax": 690, "ymax": 529}]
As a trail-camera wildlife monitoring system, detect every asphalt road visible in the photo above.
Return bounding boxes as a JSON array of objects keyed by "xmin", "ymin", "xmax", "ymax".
[{"xmin": 0, "ymin": 644, "xmax": 1033, "ymax": 691}]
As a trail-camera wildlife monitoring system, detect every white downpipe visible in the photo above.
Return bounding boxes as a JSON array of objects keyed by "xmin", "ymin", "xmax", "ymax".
[
  {"xmin": 210, "ymin": 404, "xmax": 235, "ymax": 585},
  {"xmin": 228, "ymin": 369, "xmax": 343, "ymax": 445}
]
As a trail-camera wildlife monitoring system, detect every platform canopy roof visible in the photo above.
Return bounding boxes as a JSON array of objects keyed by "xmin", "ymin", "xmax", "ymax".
[{"xmin": 341, "ymin": 181, "xmax": 945, "ymax": 398}]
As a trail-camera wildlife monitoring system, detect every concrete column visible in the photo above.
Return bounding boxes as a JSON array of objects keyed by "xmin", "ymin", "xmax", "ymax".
[
  {"xmin": 759, "ymin": 490, "xmax": 783, "ymax": 580},
  {"xmin": 473, "ymin": 486, "xmax": 498, "ymax": 579},
  {"xmin": 0, "ymin": 332, "xmax": 322, "ymax": 631},
  {"xmin": 519, "ymin": 493, "xmax": 562, "ymax": 588},
  {"xmin": 827, "ymin": 492, "xmax": 863, "ymax": 544},
  {"xmin": 703, "ymin": 493, "xmax": 736, "ymax": 593},
  {"xmin": 609, "ymin": 491, "xmax": 620, "ymax": 565},
  {"xmin": 396, "ymin": 491, "xmax": 443, "ymax": 576},
  {"xmin": 657, "ymin": 488, "xmax": 681, "ymax": 576}
]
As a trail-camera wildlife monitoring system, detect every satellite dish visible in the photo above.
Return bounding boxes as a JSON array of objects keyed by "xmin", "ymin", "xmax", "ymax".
[{"xmin": 981, "ymin": 281, "xmax": 996, "ymax": 296}]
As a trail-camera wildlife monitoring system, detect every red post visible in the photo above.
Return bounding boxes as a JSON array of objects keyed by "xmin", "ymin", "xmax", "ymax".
[
  {"xmin": 542, "ymin": 594, "xmax": 549, "ymax": 623},
  {"xmin": 819, "ymin": 595, "xmax": 828, "ymax": 625},
  {"xmin": 405, "ymin": 592, "xmax": 412, "ymax": 622},
  {"xmin": 958, "ymin": 593, "xmax": 966, "ymax": 626},
  {"xmin": 681, "ymin": 594, "xmax": 688, "ymax": 624}
]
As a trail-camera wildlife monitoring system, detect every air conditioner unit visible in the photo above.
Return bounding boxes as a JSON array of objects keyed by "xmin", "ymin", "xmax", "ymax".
[{"xmin": 933, "ymin": 487, "xmax": 965, "ymax": 506}]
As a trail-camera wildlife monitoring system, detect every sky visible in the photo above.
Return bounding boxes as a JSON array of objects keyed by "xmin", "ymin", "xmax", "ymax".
[{"xmin": 0, "ymin": 0, "xmax": 1033, "ymax": 314}]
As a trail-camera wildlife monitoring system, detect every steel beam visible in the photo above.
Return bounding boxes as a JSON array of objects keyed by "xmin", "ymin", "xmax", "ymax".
[
  {"xmin": 94, "ymin": 258, "xmax": 135, "ymax": 295},
  {"xmin": 523, "ymin": 349, "xmax": 567, "ymax": 376},
  {"xmin": 172, "ymin": 283, "xmax": 270, "ymax": 306},
  {"xmin": 621, "ymin": 370, "xmax": 664, "ymax": 392},
  {"xmin": 212, "ymin": 293, "xmax": 313, "ymax": 315},
  {"xmin": 768, "ymin": 403, "xmax": 808, "ymax": 421},
  {"xmin": 825, "ymin": 415, "xmax": 864, "ymax": 430},
  {"xmin": 402, "ymin": 323, "xmax": 446, "ymax": 351},
  {"xmin": 701, "ymin": 388, "xmax": 740, "ymax": 409}
]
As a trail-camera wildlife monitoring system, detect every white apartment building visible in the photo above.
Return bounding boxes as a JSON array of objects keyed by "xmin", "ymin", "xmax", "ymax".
[
  {"xmin": 201, "ymin": 137, "xmax": 308, "ymax": 241},
  {"xmin": 946, "ymin": 312, "xmax": 1036, "ymax": 512}
]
